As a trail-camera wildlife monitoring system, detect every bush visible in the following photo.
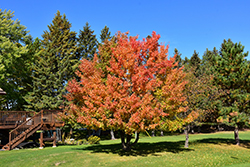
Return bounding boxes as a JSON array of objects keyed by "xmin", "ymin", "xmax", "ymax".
[{"xmin": 88, "ymin": 135, "xmax": 100, "ymax": 144}]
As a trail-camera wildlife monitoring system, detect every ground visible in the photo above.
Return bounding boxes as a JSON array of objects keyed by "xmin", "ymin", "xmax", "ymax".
[{"xmin": 0, "ymin": 131, "xmax": 250, "ymax": 167}]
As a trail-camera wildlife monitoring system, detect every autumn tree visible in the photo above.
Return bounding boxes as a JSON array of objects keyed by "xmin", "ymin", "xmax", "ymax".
[
  {"xmin": 213, "ymin": 39, "xmax": 250, "ymax": 145},
  {"xmin": 64, "ymin": 32, "xmax": 189, "ymax": 151}
]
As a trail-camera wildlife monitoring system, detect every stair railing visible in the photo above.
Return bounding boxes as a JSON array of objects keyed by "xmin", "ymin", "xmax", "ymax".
[{"xmin": 9, "ymin": 110, "xmax": 43, "ymax": 144}]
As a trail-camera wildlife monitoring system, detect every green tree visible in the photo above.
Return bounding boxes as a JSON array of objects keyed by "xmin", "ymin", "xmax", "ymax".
[
  {"xmin": 173, "ymin": 48, "xmax": 183, "ymax": 69},
  {"xmin": 213, "ymin": 39, "xmax": 250, "ymax": 145},
  {"xmin": 77, "ymin": 22, "xmax": 98, "ymax": 60},
  {"xmin": 0, "ymin": 9, "xmax": 33, "ymax": 110},
  {"xmin": 189, "ymin": 50, "xmax": 201, "ymax": 76},
  {"xmin": 100, "ymin": 25, "xmax": 112, "ymax": 43},
  {"xmin": 25, "ymin": 11, "xmax": 78, "ymax": 111}
]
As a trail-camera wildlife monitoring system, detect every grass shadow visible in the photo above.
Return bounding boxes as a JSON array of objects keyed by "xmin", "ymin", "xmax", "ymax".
[
  {"xmin": 190, "ymin": 138, "xmax": 250, "ymax": 149},
  {"xmin": 73, "ymin": 141, "xmax": 193, "ymax": 156}
]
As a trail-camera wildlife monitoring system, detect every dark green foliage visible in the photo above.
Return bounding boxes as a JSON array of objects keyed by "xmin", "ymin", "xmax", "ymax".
[
  {"xmin": 189, "ymin": 50, "xmax": 201, "ymax": 76},
  {"xmin": 213, "ymin": 39, "xmax": 250, "ymax": 129},
  {"xmin": 199, "ymin": 47, "xmax": 218, "ymax": 75},
  {"xmin": 25, "ymin": 11, "xmax": 78, "ymax": 111},
  {"xmin": 182, "ymin": 57, "xmax": 190, "ymax": 71},
  {"xmin": 100, "ymin": 25, "xmax": 111, "ymax": 43},
  {"xmin": 77, "ymin": 22, "xmax": 98, "ymax": 60},
  {"xmin": 173, "ymin": 48, "xmax": 183, "ymax": 69},
  {"xmin": 0, "ymin": 9, "xmax": 33, "ymax": 110}
]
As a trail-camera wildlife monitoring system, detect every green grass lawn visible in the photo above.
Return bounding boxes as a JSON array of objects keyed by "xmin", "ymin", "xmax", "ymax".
[{"xmin": 1, "ymin": 131, "xmax": 250, "ymax": 167}]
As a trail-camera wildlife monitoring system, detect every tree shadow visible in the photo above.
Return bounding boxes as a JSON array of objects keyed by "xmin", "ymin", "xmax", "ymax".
[
  {"xmin": 190, "ymin": 138, "xmax": 250, "ymax": 149},
  {"xmin": 73, "ymin": 141, "xmax": 193, "ymax": 156}
]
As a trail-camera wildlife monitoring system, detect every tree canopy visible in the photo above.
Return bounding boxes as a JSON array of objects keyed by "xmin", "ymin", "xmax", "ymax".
[{"xmin": 64, "ymin": 32, "xmax": 190, "ymax": 150}]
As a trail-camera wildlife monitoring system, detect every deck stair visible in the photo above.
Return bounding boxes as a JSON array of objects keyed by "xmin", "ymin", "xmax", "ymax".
[{"xmin": 1, "ymin": 110, "xmax": 64, "ymax": 150}]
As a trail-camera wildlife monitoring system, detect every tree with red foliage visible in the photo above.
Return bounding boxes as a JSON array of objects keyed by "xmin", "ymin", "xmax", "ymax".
[{"xmin": 64, "ymin": 32, "xmax": 191, "ymax": 151}]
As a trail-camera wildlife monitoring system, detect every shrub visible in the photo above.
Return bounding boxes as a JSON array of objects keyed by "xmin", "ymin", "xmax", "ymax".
[{"xmin": 88, "ymin": 135, "xmax": 100, "ymax": 144}]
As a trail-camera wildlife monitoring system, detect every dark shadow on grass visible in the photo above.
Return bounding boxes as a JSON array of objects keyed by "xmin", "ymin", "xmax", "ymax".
[
  {"xmin": 190, "ymin": 138, "xmax": 250, "ymax": 149},
  {"xmin": 73, "ymin": 141, "xmax": 193, "ymax": 156}
]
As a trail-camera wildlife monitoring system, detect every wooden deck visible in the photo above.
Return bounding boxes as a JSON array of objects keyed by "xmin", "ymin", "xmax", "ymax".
[
  {"xmin": 0, "ymin": 110, "xmax": 64, "ymax": 150},
  {"xmin": 0, "ymin": 111, "xmax": 35, "ymax": 129}
]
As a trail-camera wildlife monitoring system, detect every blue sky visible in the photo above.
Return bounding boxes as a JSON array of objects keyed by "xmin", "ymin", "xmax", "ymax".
[{"xmin": 2, "ymin": 0, "xmax": 250, "ymax": 59}]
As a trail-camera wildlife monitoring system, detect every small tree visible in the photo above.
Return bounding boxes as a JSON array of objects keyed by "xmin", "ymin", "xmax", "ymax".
[{"xmin": 65, "ymin": 32, "xmax": 190, "ymax": 151}]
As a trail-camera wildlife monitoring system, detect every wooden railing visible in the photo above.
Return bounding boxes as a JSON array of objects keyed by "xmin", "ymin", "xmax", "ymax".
[
  {"xmin": 0, "ymin": 111, "xmax": 35, "ymax": 127},
  {"xmin": 8, "ymin": 111, "xmax": 43, "ymax": 149},
  {"xmin": 3, "ymin": 110, "xmax": 64, "ymax": 150}
]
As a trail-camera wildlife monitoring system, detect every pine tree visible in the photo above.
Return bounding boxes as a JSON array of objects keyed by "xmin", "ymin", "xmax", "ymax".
[
  {"xmin": 25, "ymin": 11, "xmax": 78, "ymax": 111},
  {"xmin": 190, "ymin": 50, "xmax": 201, "ymax": 69},
  {"xmin": 213, "ymin": 39, "xmax": 250, "ymax": 145},
  {"xmin": 173, "ymin": 48, "xmax": 183, "ymax": 69},
  {"xmin": 189, "ymin": 50, "xmax": 201, "ymax": 76},
  {"xmin": 77, "ymin": 22, "xmax": 98, "ymax": 60},
  {"xmin": 199, "ymin": 47, "xmax": 218, "ymax": 75},
  {"xmin": 100, "ymin": 25, "xmax": 111, "ymax": 43}
]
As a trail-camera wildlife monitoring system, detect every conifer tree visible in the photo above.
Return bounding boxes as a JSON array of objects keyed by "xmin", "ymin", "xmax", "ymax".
[
  {"xmin": 213, "ymin": 39, "xmax": 250, "ymax": 145},
  {"xmin": 77, "ymin": 22, "xmax": 98, "ymax": 60},
  {"xmin": 173, "ymin": 48, "xmax": 183, "ymax": 69},
  {"xmin": 183, "ymin": 57, "xmax": 190, "ymax": 70},
  {"xmin": 189, "ymin": 50, "xmax": 201, "ymax": 77},
  {"xmin": 199, "ymin": 47, "xmax": 218, "ymax": 75},
  {"xmin": 100, "ymin": 25, "xmax": 112, "ymax": 43},
  {"xmin": 25, "ymin": 11, "xmax": 78, "ymax": 111}
]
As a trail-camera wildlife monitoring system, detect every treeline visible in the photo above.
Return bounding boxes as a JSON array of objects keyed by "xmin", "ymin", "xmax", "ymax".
[
  {"xmin": 1, "ymin": 9, "xmax": 250, "ymax": 147},
  {"xmin": 0, "ymin": 10, "xmax": 110, "ymax": 111}
]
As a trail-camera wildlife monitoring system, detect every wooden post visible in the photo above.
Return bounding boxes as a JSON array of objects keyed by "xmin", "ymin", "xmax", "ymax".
[
  {"xmin": 9, "ymin": 132, "xmax": 11, "ymax": 150},
  {"xmin": 41, "ymin": 110, "xmax": 43, "ymax": 124},
  {"xmin": 53, "ymin": 131, "xmax": 57, "ymax": 147},
  {"xmin": 39, "ymin": 131, "xmax": 44, "ymax": 149}
]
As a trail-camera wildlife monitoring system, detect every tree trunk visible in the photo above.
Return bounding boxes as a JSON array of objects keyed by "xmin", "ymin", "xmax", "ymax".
[
  {"xmin": 110, "ymin": 130, "xmax": 116, "ymax": 140},
  {"xmin": 234, "ymin": 125, "xmax": 240, "ymax": 145},
  {"xmin": 184, "ymin": 125, "xmax": 190, "ymax": 148},
  {"xmin": 120, "ymin": 131, "xmax": 140, "ymax": 151}
]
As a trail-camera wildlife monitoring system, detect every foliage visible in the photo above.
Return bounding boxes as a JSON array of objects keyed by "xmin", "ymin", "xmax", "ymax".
[
  {"xmin": 189, "ymin": 50, "xmax": 201, "ymax": 76},
  {"xmin": 100, "ymin": 25, "xmax": 112, "ymax": 43},
  {"xmin": 24, "ymin": 11, "xmax": 78, "ymax": 111},
  {"xmin": 0, "ymin": 9, "xmax": 33, "ymax": 110},
  {"xmin": 173, "ymin": 48, "xmax": 183, "ymax": 69},
  {"xmin": 64, "ymin": 31, "xmax": 190, "ymax": 150},
  {"xmin": 213, "ymin": 39, "xmax": 250, "ymax": 128},
  {"xmin": 88, "ymin": 135, "xmax": 101, "ymax": 144},
  {"xmin": 77, "ymin": 22, "xmax": 98, "ymax": 60}
]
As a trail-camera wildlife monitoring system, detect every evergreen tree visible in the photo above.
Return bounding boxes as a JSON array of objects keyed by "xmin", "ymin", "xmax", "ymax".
[
  {"xmin": 25, "ymin": 11, "xmax": 78, "ymax": 111},
  {"xmin": 213, "ymin": 39, "xmax": 250, "ymax": 145},
  {"xmin": 77, "ymin": 22, "xmax": 98, "ymax": 60},
  {"xmin": 199, "ymin": 48, "xmax": 218, "ymax": 75},
  {"xmin": 190, "ymin": 50, "xmax": 201, "ymax": 69},
  {"xmin": 183, "ymin": 57, "xmax": 190, "ymax": 68},
  {"xmin": 100, "ymin": 25, "xmax": 112, "ymax": 43},
  {"xmin": 189, "ymin": 50, "xmax": 201, "ymax": 76},
  {"xmin": 0, "ymin": 9, "xmax": 33, "ymax": 110},
  {"xmin": 173, "ymin": 48, "xmax": 183, "ymax": 69}
]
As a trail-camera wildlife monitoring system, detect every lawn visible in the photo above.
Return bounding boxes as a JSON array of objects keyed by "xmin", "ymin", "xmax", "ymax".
[{"xmin": 1, "ymin": 131, "xmax": 250, "ymax": 167}]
